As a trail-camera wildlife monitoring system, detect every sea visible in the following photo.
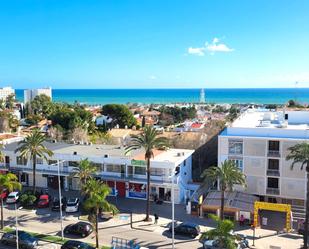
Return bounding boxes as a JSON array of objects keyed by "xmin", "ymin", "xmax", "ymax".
[{"xmin": 14, "ymin": 88, "xmax": 309, "ymax": 105}]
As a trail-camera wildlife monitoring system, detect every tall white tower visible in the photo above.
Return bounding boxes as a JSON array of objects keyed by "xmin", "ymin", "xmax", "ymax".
[{"xmin": 200, "ymin": 88, "xmax": 205, "ymax": 103}]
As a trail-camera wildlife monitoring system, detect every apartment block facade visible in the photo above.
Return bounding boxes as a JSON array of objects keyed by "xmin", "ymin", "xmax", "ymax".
[
  {"xmin": 218, "ymin": 109, "xmax": 309, "ymax": 211},
  {"xmin": 1, "ymin": 141, "xmax": 196, "ymax": 204}
]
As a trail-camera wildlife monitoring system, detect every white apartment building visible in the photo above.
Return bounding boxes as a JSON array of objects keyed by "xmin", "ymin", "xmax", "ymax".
[
  {"xmin": 24, "ymin": 87, "xmax": 52, "ymax": 103},
  {"xmin": 218, "ymin": 109, "xmax": 309, "ymax": 211},
  {"xmin": 0, "ymin": 86, "xmax": 15, "ymax": 100},
  {"xmin": 1, "ymin": 141, "xmax": 196, "ymax": 204}
]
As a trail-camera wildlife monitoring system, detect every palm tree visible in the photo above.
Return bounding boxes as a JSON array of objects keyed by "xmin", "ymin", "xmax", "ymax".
[
  {"xmin": 0, "ymin": 173, "xmax": 22, "ymax": 229},
  {"xmin": 202, "ymin": 160, "xmax": 246, "ymax": 220},
  {"xmin": 200, "ymin": 215, "xmax": 237, "ymax": 249},
  {"xmin": 125, "ymin": 126, "xmax": 169, "ymax": 221},
  {"xmin": 286, "ymin": 143, "xmax": 309, "ymax": 249},
  {"xmin": 83, "ymin": 179, "xmax": 118, "ymax": 248},
  {"xmin": 72, "ymin": 159, "xmax": 97, "ymax": 192},
  {"xmin": 15, "ymin": 129, "xmax": 53, "ymax": 193}
]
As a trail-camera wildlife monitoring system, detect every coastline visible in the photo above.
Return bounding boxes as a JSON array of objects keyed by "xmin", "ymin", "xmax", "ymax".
[{"xmin": 13, "ymin": 88, "xmax": 308, "ymax": 105}]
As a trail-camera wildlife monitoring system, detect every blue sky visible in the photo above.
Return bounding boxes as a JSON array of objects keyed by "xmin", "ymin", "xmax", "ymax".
[{"xmin": 0, "ymin": 0, "xmax": 309, "ymax": 89}]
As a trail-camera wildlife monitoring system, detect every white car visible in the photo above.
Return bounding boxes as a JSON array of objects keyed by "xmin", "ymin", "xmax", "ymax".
[
  {"xmin": 6, "ymin": 191, "xmax": 20, "ymax": 204},
  {"xmin": 65, "ymin": 198, "xmax": 80, "ymax": 213}
]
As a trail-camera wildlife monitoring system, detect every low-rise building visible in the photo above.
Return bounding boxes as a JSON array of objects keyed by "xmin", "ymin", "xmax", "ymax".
[{"xmin": 1, "ymin": 141, "xmax": 196, "ymax": 204}]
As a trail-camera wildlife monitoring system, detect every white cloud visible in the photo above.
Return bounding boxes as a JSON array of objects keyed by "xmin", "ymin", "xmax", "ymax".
[
  {"xmin": 188, "ymin": 47, "xmax": 205, "ymax": 56},
  {"xmin": 149, "ymin": 75, "xmax": 157, "ymax": 80},
  {"xmin": 188, "ymin": 37, "xmax": 234, "ymax": 56}
]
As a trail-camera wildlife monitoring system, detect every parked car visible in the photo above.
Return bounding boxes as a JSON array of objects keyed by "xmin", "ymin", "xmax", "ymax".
[
  {"xmin": 51, "ymin": 197, "xmax": 67, "ymax": 211},
  {"xmin": 37, "ymin": 194, "xmax": 50, "ymax": 208},
  {"xmin": 169, "ymin": 222, "xmax": 200, "ymax": 238},
  {"xmin": 1, "ymin": 230, "xmax": 38, "ymax": 249},
  {"xmin": 0, "ymin": 189, "xmax": 9, "ymax": 200},
  {"xmin": 64, "ymin": 222, "xmax": 93, "ymax": 237},
  {"xmin": 6, "ymin": 191, "xmax": 20, "ymax": 204},
  {"xmin": 61, "ymin": 240, "xmax": 95, "ymax": 249},
  {"xmin": 65, "ymin": 198, "xmax": 80, "ymax": 213}
]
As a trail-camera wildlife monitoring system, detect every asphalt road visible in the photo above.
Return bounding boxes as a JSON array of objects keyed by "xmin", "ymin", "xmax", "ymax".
[
  {"xmin": 3, "ymin": 204, "xmax": 203, "ymax": 249},
  {"xmin": 0, "ymin": 241, "xmax": 60, "ymax": 249}
]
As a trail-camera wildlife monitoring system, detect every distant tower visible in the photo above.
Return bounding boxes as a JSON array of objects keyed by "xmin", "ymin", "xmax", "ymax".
[{"xmin": 200, "ymin": 88, "xmax": 205, "ymax": 103}]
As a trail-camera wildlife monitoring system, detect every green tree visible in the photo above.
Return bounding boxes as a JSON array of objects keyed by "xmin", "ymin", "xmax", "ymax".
[
  {"xmin": 29, "ymin": 94, "xmax": 53, "ymax": 117},
  {"xmin": 83, "ymin": 179, "xmax": 118, "ymax": 248},
  {"xmin": 102, "ymin": 104, "xmax": 137, "ymax": 128},
  {"xmin": 15, "ymin": 129, "xmax": 53, "ymax": 193},
  {"xmin": 73, "ymin": 159, "xmax": 97, "ymax": 191},
  {"xmin": 49, "ymin": 104, "xmax": 94, "ymax": 133},
  {"xmin": 200, "ymin": 215, "xmax": 237, "ymax": 249},
  {"xmin": 5, "ymin": 94, "xmax": 15, "ymax": 110},
  {"xmin": 202, "ymin": 160, "xmax": 246, "ymax": 220},
  {"xmin": 0, "ymin": 173, "xmax": 21, "ymax": 229},
  {"xmin": 125, "ymin": 126, "xmax": 169, "ymax": 221},
  {"xmin": 286, "ymin": 143, "xmax": 309, "ymax": 249}
]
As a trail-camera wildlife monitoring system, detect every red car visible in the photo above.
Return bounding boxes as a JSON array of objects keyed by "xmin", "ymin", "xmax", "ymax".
[
  {"xmin": 0, "ymin": 189, "xmax": 9, "ymax": 200},
  {"xmin": 37, "ymin": 195, "xmax": 50, "ymax": 208}
]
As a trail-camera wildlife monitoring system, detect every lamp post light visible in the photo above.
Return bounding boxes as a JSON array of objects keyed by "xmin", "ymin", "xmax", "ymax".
[
  {"xmin": 169, "ymin": 171, "xmax": 179, "ymax": 249},
  {"xmin": 51, "ymin": 160, "xmax": 66, "ymax": 240},
  {"xmin": 15, "ymin": 203, "xmax": 19, "ymax": 249},
  {"xmin": 57, "ymin": 160, "xmax": 65, "ymax": 240}
]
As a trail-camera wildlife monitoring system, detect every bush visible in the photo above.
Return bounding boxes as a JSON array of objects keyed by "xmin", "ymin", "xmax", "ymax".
[{"xmin": 20, "ymin": 193, "xmax": 37, "ymax": 208}]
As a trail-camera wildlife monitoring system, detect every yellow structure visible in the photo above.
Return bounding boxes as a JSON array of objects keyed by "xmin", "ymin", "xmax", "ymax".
[{"xmin": 253, "ymin": 201, "xmax": 291, "ymax": 231}]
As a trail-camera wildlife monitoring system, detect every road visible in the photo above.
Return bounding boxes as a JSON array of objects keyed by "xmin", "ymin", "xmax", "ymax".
[
  {"xmin": 3, "ymin": 204, "xmax": 202, "ymax": 249},
  {"xmin": 2, "ymin": 197, "xmax": 304, "ymax": 249},
  {"xmin": 0, "ymin": 240, "xmax": 60, "ymax": 249}
]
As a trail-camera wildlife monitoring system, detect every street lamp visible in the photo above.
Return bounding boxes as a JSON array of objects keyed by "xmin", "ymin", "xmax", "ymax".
[
  {"xmin": 15, "ymin": 204, "xmax": 22, "ymax": 249},
  {"xmin": 169, "ymin": 172, "xmax": 178, "ymax": 249},
  {"xmin": 51, "ymin": 160, "xmax": 66, "ymax": 240},
  {"xmin": 57, "ymin": 160, "xmax": 65, "ymax": 240}
]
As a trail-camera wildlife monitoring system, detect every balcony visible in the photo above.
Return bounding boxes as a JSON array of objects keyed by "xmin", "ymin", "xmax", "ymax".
[
  {"xmin": 98, "ymin": 172, "xmax": 173, "ymax": 184},
  {"xmin": 9, "ymin": 164, "xmax": 71, "ymax": 176},
  {"xmin": 266, "ymin": 187, "xmax": 280, "ymax": 195},
  {"xmin": 267, "ymin": 150, "xmax": 280, "ymax": 157},
  {"xmin": 266, "ymin": 169, "xmax": 280, "ymax": 176},
  {"xmin": 0, "ymin": 163, "xmax": 10, "ymax": 170}
]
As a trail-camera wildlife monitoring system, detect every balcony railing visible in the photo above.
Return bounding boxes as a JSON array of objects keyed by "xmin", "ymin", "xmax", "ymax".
[
  {"xmin": 266, "ymin": 169, "xmax": 280, "ymax": 176},
  {"xmin": 0, "ymin": 163, "xmax": 10, "ymax": 169},
  {"xmin": 267, "ymin": 150, "xmax": 280, "ymax": 157},
  {"xmin": 98, "ymin": 172, "xmax": 173, "ymax": 184},
  {"xmin": 266, "ymin": 187, "xmax": 280, "ymax": 195}
]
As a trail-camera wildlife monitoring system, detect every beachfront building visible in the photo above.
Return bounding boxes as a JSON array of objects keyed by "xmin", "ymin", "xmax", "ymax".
[
  {"xmin": 0, "ymin": 86, "xmax": 15, "ymax": 100},
  {"xmin": 1, "ymin": 141, "xmax": 196, "ymax": 204},
  {"xmin": 24, "ymin": 87, "xmax": 52, "ymax": 103},
  {"xmin": 218, "ymin": 108, "xmax": 309, "ymax": 220}
]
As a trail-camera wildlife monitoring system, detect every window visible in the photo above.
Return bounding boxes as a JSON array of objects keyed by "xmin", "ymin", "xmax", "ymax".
[
  {"xmin": 231, "ymin": 159, "xmax": 243, "ymax": 171},
  {"xmin": 105, "ymin": 164, "xmax": 121, "ymax": 173},
  {"xmin": 16, "ymin": 156, "xmax": 27, "ymax": 165},
  {"xmin": 268, "ymin": 159, "xmax": 279, "ymax": 170},
  {"xmin": 268, "ymin": 141, "xmax": 280, "ymax": 151},
  {"xmin": 68, "ymin": 161, "xmax": 79, "ymax": 167},
  {"xmin": 267, "ymin": 177, "xmax": 279, "ymax": 189},
  {"xmin": 48, "ymin": 160, "xmax": 57, "ymax": 165},
  {"xmin": 36, "ymin": 158, "xmax": 43, "ymax": 164},
  {"xmin": 92, "ymin": 162, "xmax": 102, "ymax": 171},
  {"xmin": 183, "ymin": 159, "xmax": 186, "ymax": 166},
  {"xmin": 228, "ymin": 139, "xmax": 243, "ymax": 155},
  {"xmin": 134, "ymin": 166, "xmax": 146, "ymax": 175},
  {"xmin": 150, "ymin": 168, "xmax": 164, "ymax": 176}
]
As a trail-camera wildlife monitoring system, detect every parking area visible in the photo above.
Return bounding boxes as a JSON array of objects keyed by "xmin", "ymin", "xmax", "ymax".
[{"xmin": 1, "ymin": 190, "xmax": 305, "ymax": 249}]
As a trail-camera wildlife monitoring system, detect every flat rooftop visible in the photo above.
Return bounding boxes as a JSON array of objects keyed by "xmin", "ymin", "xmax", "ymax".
[
  {"xmin": 4, "ymin": 141, "xmax": 194, "ymax": 163},
  {"xmin": 221, "ymin": 109, "xmax": 309, "ymax": 139},
  {"xmin": 232, "ymin": 109, "xmax": 309, "ymax": 130}
]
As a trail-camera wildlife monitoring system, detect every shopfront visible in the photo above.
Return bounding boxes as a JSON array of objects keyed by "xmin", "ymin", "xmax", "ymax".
[{"xmin": 127, "ymin": 182, "xmax": 147, "ymax": 199}]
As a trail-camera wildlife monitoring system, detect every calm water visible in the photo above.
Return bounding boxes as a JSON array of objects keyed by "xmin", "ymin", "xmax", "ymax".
[{"xmin": 14, "ymin": 88, "xmax": 309, "ymax": 105}]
